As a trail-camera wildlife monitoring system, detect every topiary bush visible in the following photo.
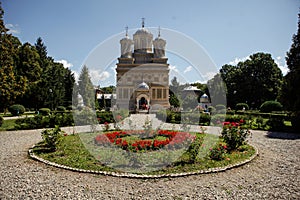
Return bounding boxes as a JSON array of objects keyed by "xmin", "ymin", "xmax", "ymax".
[
  {"xmin": 266, "ymin": 115, "xmax": 285, "ymax": 131},
  {"xmin": 260, "ymin": 101, "xmax": 283, "ymax": 113},
  {"xmin": 56, "ymin": 106, "xmax": 66, "ymax": 112},
  {"xmin": 236, "ymin": 103, "xmax": 249, "ymax": 111},
  {"xmin": 291, "ymin": 112, "xmax": 300, "ymax": 132},
  {"xmin": 8, "ymin": 104, "xmax": 25, "ymax": 116},
  {"xmin": 39, "ymin": 108, "xmax": 51, "ymax": 116}
]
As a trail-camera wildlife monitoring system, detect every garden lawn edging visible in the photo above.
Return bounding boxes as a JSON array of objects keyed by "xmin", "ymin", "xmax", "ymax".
[{"xmin": 28, "ymin": 143, "xmax": 259, "ymax": 179}]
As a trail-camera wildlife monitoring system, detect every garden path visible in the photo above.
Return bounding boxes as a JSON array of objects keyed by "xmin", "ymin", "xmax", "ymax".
[{"xmin": 0, "ymin": 120, "xmax": 299, "ymax": 199}]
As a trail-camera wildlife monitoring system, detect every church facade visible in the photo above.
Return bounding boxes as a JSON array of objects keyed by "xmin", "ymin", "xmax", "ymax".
[{"xmin": 116, "ymin": 22, "xmax": 170, "ymax": 112}]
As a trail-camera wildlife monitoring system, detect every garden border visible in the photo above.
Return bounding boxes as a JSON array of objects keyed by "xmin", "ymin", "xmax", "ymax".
[{"xmin": 28, "ymin": 144, "xmax": 259, "ymax": 179}]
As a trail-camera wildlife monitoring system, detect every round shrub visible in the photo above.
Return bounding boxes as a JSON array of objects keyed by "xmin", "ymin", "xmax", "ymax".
[
  {"xmin": 216, "ymin": 104, "xmax": 226, "ymax": 111},
  {"xmin": 260, "ymin": 101, "xmax": 283, "ymax": 113},
  {"xmin": 8, "ymin": 104, "xmax": 25, "ymax": 116},
  {"xmin": 0, "ymin": 116, "xmax": 3, "ymax": 127},
  {"xmin": 39, "ymin": 108, "xmax": 51, "ymax": 116},
  {"xmin": 208, "ymin": 106, "xmax": 216, "ymax": 114},
  {"xmin": 57, "ymin": 106, "xmax": 66, "ymax": 112},
  {"xmin": 67, "ymin": 105, "xmax": 74, "ymax": 111},
  {"xmin": 235, "ymin": 103, "xmax": 249, "ymax": 111}
]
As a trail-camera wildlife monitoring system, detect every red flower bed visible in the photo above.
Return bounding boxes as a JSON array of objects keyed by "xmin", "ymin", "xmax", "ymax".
[{"xmin": 94, "ymin": 130, "xmax": 195, "ymax": 152}]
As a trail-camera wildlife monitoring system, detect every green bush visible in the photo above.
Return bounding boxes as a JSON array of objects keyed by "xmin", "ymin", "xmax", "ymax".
[
  {"xmin": 291, "ymin": 112, "xmax": 300, "ymax": 132},
  {"xmin": 215, "ymin": 104, "xmax": 226, "ymax": 111},
  {"xmin": 96, "ymin": 111, "xmax": 114, "ymax": 124},
  {"xmin": 236, "ymin": 103, "xmax": 249, "ymax": 111},
  {"xmin": 208, "ymin": 106, "xmax": 216, "ymax": 114},
  {"xmin": 211, "ymin": 114, "xmax": 226, "ymax": 125},
  {"xmin": 39, "ymin": 108, "xmax": 51, "ymax": 115},
  {"xmin": 41, "ymin": 126, "xmax": 63, "ymax": 151},
  {"xmin": 221, "ymin": 121, "xmax": 250, "ymax": 151},
  {"xmin": 209, "ymin": 143, "xmax": 227, "ymax": 161},
  {"xmin": 15, "ymin": 113, "xmax": 74, "ymax": 130},
  {"xmin": 0, "ymin": 116, "xmax": 3, "ymax": 127},
  {"xmin": 266, "ymin": 115, "xmax": 285, "ymax": 131},
  {"xmin": 57, "ymin": 106, "xmax": 66, "ymax": 112},
  {"xmin": 8, "ymin": 104, "xmax": 25, "ymax": 116},
  {"xmin": 260, "ymin": 101, "xmax": 283, "ymax": 113}
]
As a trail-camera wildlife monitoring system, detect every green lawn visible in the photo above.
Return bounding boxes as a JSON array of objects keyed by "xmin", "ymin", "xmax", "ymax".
[
  {"xmin": 33, "ymin": 133, "xmax": 256, "ymax": 175},
  {"xmin": 0, "ymin": 119, "xmax": 17, "ymax": 131}
]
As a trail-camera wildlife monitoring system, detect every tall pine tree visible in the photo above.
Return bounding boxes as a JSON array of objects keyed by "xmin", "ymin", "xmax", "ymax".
[{"xmin": 78, "ymin": 65, "xmax": 95, "ymax": 108}]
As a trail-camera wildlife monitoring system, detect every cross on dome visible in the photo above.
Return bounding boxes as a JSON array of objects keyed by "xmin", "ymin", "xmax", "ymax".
[{"xmin": 142, "ymin": 17, "xmax": 145, "ymax": 28}]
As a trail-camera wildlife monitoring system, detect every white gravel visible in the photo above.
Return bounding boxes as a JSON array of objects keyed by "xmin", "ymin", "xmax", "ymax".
[{"xmin": 0, "ymin": 129, "xmax": 299, "ymax": 199}]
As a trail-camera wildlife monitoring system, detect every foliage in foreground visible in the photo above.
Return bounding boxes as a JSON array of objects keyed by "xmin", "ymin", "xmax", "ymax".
[
  {"xmin": 33, "ymin": 130, "xmax": 255, "ymax": 175},
  {"xmin": 41, "ymin": 126, "xmax": 64, "ymax": 151}
]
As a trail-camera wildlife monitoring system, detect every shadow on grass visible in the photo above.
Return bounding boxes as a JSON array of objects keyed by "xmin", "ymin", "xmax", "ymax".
[{"xmin": 266, "ymin": 131, "xmax": 300, "ymax": 140}]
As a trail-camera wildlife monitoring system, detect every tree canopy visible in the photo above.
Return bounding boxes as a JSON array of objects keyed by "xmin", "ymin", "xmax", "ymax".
[
  {"xmin": 210, "ymin": 52, "xmax": 283, "ymax": 109},
  {"xmin": 0, "ymin": 3, "xmax": 75, "ymax": 111}
]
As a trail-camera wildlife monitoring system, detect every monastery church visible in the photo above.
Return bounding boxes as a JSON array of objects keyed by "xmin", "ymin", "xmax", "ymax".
[{"xmin": 116, "ymin": 20, "xmax": 170, "ymax": 112}]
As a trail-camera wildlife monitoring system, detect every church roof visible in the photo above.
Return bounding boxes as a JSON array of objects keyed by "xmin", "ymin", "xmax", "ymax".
[
  {"xmin": 134, "ymin": 28, "xmax": 151, "ymax": 35},
  {"xmin": 137, "ymin": 82, "xmax": 150, "ymax": 90}
]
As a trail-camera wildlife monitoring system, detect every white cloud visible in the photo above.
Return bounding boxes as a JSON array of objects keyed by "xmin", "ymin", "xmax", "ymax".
[
  {"xmin": 5, "ymin": 24, "xmax": 20, "ymax": 34},
  {"xmin": 99, "ymin": 71, "xmax": 110, "ymax": 81},
  {"xmin": 89, "ymin": 70, "xmax": 111, "ymax": 84},
  {"xmin": 274, "ymin": 56, "xmax": 289, "ymax": 75},
  {"xmin": 169, "ymin": 65, "xmax": 179, "ymax": 73},
  {"xmin": 228, "ymin": 56, "xmax": 249, "ymax": 66},
  {"xmin": 56, "ymin": 59, "xmax": 73, "ymax": 68},
  {"xmin": 183, "ymin": 65, "xmax": 193, "ymax": 73}
]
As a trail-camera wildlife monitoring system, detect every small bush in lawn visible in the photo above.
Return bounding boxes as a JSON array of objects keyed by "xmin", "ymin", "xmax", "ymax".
[
  {"xmin": 8, "ymin": 104, "xmax": 25, "ymax": 116},
  {"xmin": 260, "ymin": 101, "xmax": 283, "ymax": 113},
  {"xmin": 56, "ymin": 106, "xmax": 66, "ymax": 112},
  {"xmin": 266, "ymin": 116, "xmax": 285, "ymax": 131},
  {"xmin": 208, "ymin": 106, "xmax": 216, "ymax": 114},
  {"xmin": 235, "ymin": 103, "xmax": 249, "ymax": 111},
  {"xmin": 209, "ymin": 143, "xmax": 227, "ymax": 161},
  {"xmin": 0, "ymin": 116, "xmax": 3, "ymax": 127},
  {"xmin": 41, "ymin": 125, "xmax": 63, "ymax": 151},
  {"xmin": 39, "ymin": 108, "xmax": 51, "ymax": 116},
  {"xmin": 216, "ymin": 104, "xmax": 226, "ymax": 111},
  {"xmin": 291, "ymin": 112, "xmax": 300, "ymax": 132},
  {"xmin": 221, "ymin": 120, "xmax": 250, "ymax": 151}
]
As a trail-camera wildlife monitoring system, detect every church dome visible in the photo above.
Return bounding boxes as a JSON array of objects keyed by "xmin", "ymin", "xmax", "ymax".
[
  {"xmin": 137, "ymin": 82, "xmax": 149, "ymax": 90},
  {"xmin": 134, "ymin": 28, "xmax": 152, "ymax": 35}
]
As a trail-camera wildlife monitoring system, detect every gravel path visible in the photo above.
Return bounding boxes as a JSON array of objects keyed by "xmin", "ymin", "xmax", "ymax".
[{"xmin": 0, "ymin": 128, "xmax": 299, "ymax": 199}]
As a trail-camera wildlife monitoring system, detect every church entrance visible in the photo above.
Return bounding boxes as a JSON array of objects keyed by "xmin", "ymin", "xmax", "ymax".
[{"xmin": 139, "ymin": 97, "xmax": 148, "ymax": 110}]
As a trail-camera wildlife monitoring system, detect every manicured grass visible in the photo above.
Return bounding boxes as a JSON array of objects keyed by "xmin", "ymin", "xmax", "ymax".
[
  {"xmin": 0, "ymin": 119, "xmax": 17, "ymax": 131},
  {"xmin": 33, "ymin": 132, "xmax": 256, "ymax": 175}
]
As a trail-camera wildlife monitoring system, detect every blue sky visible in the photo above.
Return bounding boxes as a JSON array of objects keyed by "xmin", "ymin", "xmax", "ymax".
[{"xmin": 2, "ymin": 0, "xmax": 299, "ymax": 86}]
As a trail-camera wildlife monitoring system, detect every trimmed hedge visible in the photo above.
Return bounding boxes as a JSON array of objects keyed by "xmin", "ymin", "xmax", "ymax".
[
  {"xmin": 39, "ymin": 108, "xmax": 51, "ymax": 115},
  {"xmin": 260, "ymin": 101, "xmax": 283, "ymax": 113},
  {"xmin": 57, "ymin": 106, "xmax": 66, "ymax": 112},
  {"xmin": 8, "ymin": 104, "xmax": 25, "ymax": 116},
  {"xmin": 236, "ymin": 103, "xmax": 249, "ymax": 111},
  {"xmin": 15, "ymin": 112, "xmax": 74, "ymax": 130}
]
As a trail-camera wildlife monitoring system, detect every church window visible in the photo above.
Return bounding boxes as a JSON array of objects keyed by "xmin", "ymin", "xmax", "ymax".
[
  {"xmin": 163, "ymin": 89, "xmax": 167, "ymax": 99},
  {"xmin": 152, "ymin": 88, "xmax": 156, "ymax": 99},
  {"xmin": 157, "ymin": 88, "xmax": 162, "ymax": 99}
]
